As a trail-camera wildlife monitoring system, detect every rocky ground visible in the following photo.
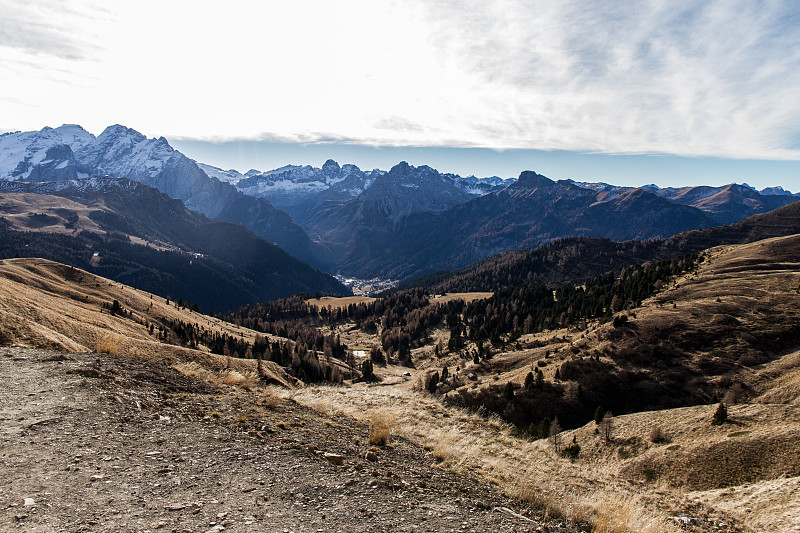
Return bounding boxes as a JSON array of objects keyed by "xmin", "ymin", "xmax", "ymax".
[{"xmin": 0, "ymin": 347, "xmax": 587, "ymax": 533}]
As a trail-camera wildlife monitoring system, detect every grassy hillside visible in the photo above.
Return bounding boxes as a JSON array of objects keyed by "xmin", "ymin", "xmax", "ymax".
[
  {"xmin": 0, "ymin": 184, "xmax": 350, "ymax": 311},
  {"xmin": 0, "ymin": 258, "xmax": 354, "ymax": 387}
]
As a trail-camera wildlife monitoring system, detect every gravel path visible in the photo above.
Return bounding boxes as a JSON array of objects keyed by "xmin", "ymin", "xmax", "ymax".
[{"xmin": 0, "ymin": 347, "xmax": 586, "ymax": 533}]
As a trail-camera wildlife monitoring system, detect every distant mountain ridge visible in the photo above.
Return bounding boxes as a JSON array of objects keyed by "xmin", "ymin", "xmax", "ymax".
[
  {"xmin": 568, "ymin": 179, "xmax": 799, "ymax": 225},
  {"xmin": 312, "ymin": 169, "xmax": 720, "ymax": 280},
  {"xmin": 236, "ymin": 160, "xmax": 797, "ymax": 281}
]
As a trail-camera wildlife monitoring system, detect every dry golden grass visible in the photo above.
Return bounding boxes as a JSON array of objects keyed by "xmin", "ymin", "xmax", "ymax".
[
  {"xmin": 220, "ymin": 369, "xmax": 258, "ymax": 390},
  {"xmin": 6, "ymin": 237, "xmax": 800, "ymax": 532},
  {"xmin": 367, "ymin": 408, "xmax": 397, "ymax": 446},
  {"xmin": 258, "ymin": 390, "xmax": 283, "ymax": 409},
  {"xmin": 592, "ymin": 494, "xmax": 668, "ymax": 533},
  {"xmin": 305, "ymin": 296, "xmax": 376, "ymax": 310},
  {"xmin": 290, "ymin": 379, "xmax": 800, "ymax": 533},
  {"xmin": 0, "ymin": 192, "xmax": 177, "ymax": 251},
  {"xmin": 95, "ymin": 333, "xmax": 122, "ymax": 355},
  {"xmin": 431, "ymin": 292, "xmax": 493, "ymax": 304},
  {"xmin": 689, "ymin": 475, "xmax": 800, "ymax": 532},
  {"xmin": 172, "ymin": 362, "xmax": 217, "ymax": 382}
]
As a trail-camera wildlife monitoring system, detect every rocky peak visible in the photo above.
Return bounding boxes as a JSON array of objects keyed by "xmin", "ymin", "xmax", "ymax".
[
  {"xmin": 98, "ymin": 124, "xmax": 146, "ymax": 144},
  {"xmin": 516, "ymin": 171, "xmax": 556, "ymax": 189},
  {"xmin": 322, "ymin": 159, "xmax": 341, "ymax": 174}
]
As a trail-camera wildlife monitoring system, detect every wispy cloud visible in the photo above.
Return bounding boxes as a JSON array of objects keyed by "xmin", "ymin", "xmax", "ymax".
[
  {"xmin": 1, "ymin": 0, "xmax": 799, "ymax": 161},
  {"xmin": 413, "ymin": 0, "xmax": 800, "ymax": 157},
  {"xmin": 0, "ymin": 0, "xmax": 109, "ymax": 60}
]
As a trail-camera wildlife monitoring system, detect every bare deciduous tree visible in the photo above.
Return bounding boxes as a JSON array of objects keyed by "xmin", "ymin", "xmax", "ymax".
[
  {"xmin": 601, "ymin": 411, "xmax": 614, "ymax": 442},
  {"xmin": 549, "ymin": 416, "xmax": 563, "ymax": 452}
]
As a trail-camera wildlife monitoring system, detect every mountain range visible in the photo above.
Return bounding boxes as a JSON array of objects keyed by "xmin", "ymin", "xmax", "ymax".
[
  {"xmin": 1, "ymin": 124, "xmax": 797, "ymax": 285},
  {"xmin": 0, "ymin": 125, "xmax": 328, "ymax": 268}
]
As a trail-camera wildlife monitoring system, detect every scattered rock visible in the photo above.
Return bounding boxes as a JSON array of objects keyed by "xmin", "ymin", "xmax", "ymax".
[
  {"xmin": 323, "ymin": 452, "xmax": 343, "ymax": 466},
  {"xmin": 365, "ymin": 451, "xmax": 378, "ymax": 462}
]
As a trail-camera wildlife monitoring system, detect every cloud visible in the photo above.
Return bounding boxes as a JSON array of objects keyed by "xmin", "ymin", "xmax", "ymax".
[
  {"xmin": 0, "ymin": 1, "xmax": 109, "ymax": 60},
  {"xmin": 374, "ymin": 117, "xmax": 426, "ymax": 133},
  {"xmin": 410, "ymin": 0, "xmax": 800, "ymax": 158},
  {"xmin": 1, "ymin": 0, "xmax": 799, "ymax": 161}
]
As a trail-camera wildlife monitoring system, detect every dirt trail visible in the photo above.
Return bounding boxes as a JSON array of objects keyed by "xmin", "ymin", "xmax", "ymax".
[{"xmin": 0, "ymin": 347, "xmax": 584, "ymax": 533}]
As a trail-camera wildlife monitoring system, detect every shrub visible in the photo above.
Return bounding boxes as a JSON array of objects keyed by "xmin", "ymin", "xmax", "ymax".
[
  {"xmin": 370, "ymin": 345, "xmax": 385, "ymax": 365},
  {"xmin": 560, "ymin": 442, "xmax": 580, "ymax": 460},
  {"xmin": 504, "ymin": 381, "xmax": 515, "ymax": 400},
  {"xmin": 712, "ymin": 401, "xmax": 728, "ymax": 425},
  {"xmin": 0, "ymin": 326, "xmax": 14, "ymax": 346},
  {"xmin": 360, "ymin": 360, "xmax": 375, "ymax": 380},
  {"xmin": 524, "ymin": 371, "xmax": 534, "ymax": 390},
  {"xmin": 535, "ymin": 417, "xmax": 551, "ymax": 440}
]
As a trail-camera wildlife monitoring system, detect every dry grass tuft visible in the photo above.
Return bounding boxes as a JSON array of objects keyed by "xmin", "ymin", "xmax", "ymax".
[
  {"xmin": 507, "ymin": 483, "xmax": 568, "ymax": 519},
  {"xmin": 259, "ymin": 391, "xmax": 282, "ymax": 409},
  {"xmin": 173, "ymin": 362, "xmax": 216, "ymax": 382},
  {"xmin": 220, "ymin": 369, "xmax": 252, "ymax": 387},
  {"xmin": 173, "ymin": 363, "xmax": 258, "ymax": 391},
  {"xmin": 592, "ymin": 495, "xmax": 671, "ymax": 533},
  {"xmin": 96, "ymin": 333, "xmax": 121, "ymax": 355},
  {"xmin": 368, "ymin": 408, "xmax": 397, "ymax": 446},
  {"xmin": 649, "ymin": 425, "xmax": 667, "ymax": 443}
]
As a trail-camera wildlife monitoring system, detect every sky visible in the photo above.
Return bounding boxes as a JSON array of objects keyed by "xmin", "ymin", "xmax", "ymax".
[{"xmin": 1, "ymin": 0, "xmax": 799, "ymax": 190}]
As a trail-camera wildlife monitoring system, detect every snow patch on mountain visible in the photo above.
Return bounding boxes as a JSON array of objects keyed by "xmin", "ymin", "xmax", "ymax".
[
  {"xmin": 760, "ymin": 186, "xmax": 796, "ymax": 196},
  {"xmin": 197, "ymin": 163, "xmax": 244, "ymax": 184}
]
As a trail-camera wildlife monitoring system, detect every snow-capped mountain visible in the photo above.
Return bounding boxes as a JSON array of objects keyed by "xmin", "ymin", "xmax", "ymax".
[
  {"xmin": 760, "ymin": 186, "xmax": 796, "ymax": 196},
  {"xmin": 454, "ymin": 175, "xmax": 514, "ymax": 195},
  {"xmin": 0, "ymin": 125, "xmax": 94, "ymax": 182},
  {"xmin": 197, "ymin": 163, "xmax": 245, "ymax": 185},
  {"xmin": 235, "ymin": 159, "xmax": 511, "ymax": 225},
  {"xmin": 235, "ymin": 159, "xmax": 384, "ymax": 217},
  {"xmin": 0, "ymin": 125, "xmax": 331, "ymax": 269},
  {"xmin": 0, "ymin": 124, "xmax": 230, "ymax": 214}
]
